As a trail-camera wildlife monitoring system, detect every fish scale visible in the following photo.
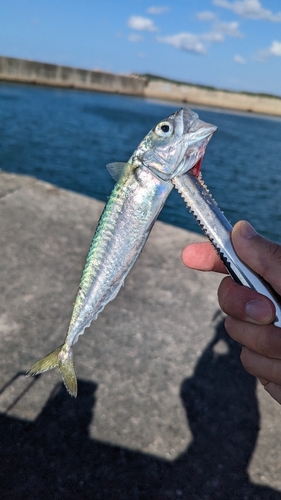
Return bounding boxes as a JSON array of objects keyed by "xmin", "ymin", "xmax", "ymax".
[{"xmin": 28, "ymin": 108, "xmax": 217, "ymax": 396}]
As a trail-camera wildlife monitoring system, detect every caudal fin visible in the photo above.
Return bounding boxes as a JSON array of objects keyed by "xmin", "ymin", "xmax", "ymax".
[{"xmin": 27, "ymin": 344, "xmax": 78, "ymax": 397}]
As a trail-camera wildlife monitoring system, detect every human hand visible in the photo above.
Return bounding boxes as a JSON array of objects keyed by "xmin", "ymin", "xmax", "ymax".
[{"xmin": 182, "ymin": 220, "xmax": 281, "ymax": 404}]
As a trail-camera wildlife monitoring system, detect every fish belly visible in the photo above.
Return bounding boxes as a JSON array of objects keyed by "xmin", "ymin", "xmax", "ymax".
[{"xmin": 66, "ymin": 166, "xmax": 172, "ymax": 347}]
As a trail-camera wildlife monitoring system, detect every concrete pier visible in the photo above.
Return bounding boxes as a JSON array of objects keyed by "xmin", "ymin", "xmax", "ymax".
[{"xmin": 0, "ymin": 172, "xmax": 281, "ymax": 498}]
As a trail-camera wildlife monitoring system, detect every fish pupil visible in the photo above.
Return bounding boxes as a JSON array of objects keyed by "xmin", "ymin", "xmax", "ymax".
[{"xmin": 161, "ymin": 124, "xmax": 170, "ymax": 133}]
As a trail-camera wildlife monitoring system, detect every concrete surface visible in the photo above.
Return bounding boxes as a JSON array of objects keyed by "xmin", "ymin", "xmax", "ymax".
[
  {"xmin": 1, "ymin": 56, "xmax": 281, "ymax": 117},
  {"xmin": 144, "ymin": 80, "xmax": 281, "ymax": 117},
  {"xmin": 0, "ymin": 172, "xmax": 281, "ymax": 499},
  {"xmin": 0, "ymin": 56, "xmax": 146, "ymax": 95}
]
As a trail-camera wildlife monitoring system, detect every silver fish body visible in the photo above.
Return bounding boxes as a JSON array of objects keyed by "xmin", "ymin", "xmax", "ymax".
[
  {"xmin": 67, "ymin": 163, "xmax": 172, "ymax": 347},
  {"xmin": 28, "ymin": 108, "xmax": 216, "ymax": 396}
]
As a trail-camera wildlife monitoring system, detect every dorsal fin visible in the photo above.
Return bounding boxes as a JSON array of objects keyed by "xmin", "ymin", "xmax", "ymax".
[{"xmin": 106, "ymin": 162, "xmax": 129, "ymax": 181}]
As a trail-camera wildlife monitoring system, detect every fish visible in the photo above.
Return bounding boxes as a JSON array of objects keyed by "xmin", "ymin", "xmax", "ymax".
[{"xmin": 27, "ymin": 108, "xmax": 216, "ymax": 396}]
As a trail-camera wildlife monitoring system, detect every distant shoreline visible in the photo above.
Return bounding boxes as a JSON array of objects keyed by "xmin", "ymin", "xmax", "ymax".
[
  {"xmin": 142, "ymin": 74, "xmax": 281, "ymax": 118},
  {"xmin": 1, "ymin": 55, "xmax": 281, "ymax": 117}
]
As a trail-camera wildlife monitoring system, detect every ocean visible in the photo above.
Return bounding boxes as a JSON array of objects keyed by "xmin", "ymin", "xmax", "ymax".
[{"xmin": 0, "ymin": 82, "xmax": 281, "ymax": 243}]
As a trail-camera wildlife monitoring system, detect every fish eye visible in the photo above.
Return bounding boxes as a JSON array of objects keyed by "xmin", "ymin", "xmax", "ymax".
[{"xmin": 155, "ymin": 121, "xmax": 173, "ymax": 138}]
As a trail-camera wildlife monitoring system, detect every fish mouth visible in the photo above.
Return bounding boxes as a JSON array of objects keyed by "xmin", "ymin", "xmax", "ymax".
[
  {"xmin": 189, "ymin": 157, "xmax": 203, "ymax": 177},
  {"xmin": 174, "ymin": 109, "xmax": 217, "ymax": 178},
  {"xmin": 185, "ymin": 123, "xmax": 217, "ymax": 177},
  {"xmin": 179, "ymin": 108, "xmax": 217, "ymax": 137},
  {"xmin": 144, "ymin": 108, "xmax": 217, "ymax": 181}
]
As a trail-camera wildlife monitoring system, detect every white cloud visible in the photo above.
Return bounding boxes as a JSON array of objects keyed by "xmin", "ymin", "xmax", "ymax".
[
  {"xmin": 147, "ymin": 6, "xmax": 170, "ymax": 15},
  {"xmin": 196, "ymin": 12, "xmax": 243, "ymax": 43},
  {"xmin": 234, "ymin": 54, "xmax": 246, "ymax": 64},
  {"xmin": 157, "ymin": 33, "xmax": 207, "ymax": 54},
  {"xmin": 213, "ymin": 0, "xmax": 281, "ymax": 22},
  {"xmin": 197, "ymin": 11, "xmax": 217, "ymax": 21},
  {"xmin": 270, "ymin": 40, "xmax": 281, "ymax": 56},
  {"xmin": 202, "ymin": 31, "xmax": 224, "ymax": 43},
  {"xmin": 157, "ymin": 14, "xmax": 242, "ymax": 55},
  {"xmin": 258, "ymin": 40, "xmax": 281, "ymax": 60},
  {"xmin": 127, "ymin": 15, "xmax": 157, "ymax": 31},
  {"xmin": 213, "ymin": 19, "xmax": 242, "ymax": 37},
  {"xmin": 128, "ymin": 34, "xmax": 143, "ymax": 42}
]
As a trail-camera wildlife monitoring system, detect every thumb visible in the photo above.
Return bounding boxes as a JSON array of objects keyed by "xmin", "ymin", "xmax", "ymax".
[{"xmin": 231, "ymin": 221, "xmax": 281, "ymax": 296}]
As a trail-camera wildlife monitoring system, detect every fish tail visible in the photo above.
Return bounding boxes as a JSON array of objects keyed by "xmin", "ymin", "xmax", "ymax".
[{"xmin": 27, "ymin": 343, "xmax": 78, "ymax": 397}]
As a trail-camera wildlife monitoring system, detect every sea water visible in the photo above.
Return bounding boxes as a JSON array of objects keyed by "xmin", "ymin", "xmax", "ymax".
[{"xmin": 0, "ymin": 82, "xmax": 280, "ymax": 242}]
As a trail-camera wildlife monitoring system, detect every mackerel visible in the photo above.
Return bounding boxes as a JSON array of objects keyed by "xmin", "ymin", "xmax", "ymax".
[{"xmin": 28, "ymin": 108, "xmax": 216, "ymax": 396}]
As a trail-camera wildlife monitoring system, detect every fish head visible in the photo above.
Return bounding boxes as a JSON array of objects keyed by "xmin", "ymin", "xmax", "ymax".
[{"xmin": 135, "ymin": 108, "xmax": 217, "ymax": 181}]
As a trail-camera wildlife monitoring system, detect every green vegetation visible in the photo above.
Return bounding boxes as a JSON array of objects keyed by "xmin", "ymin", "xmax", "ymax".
[
  {"xmin": 138, "ymin": 73, "xmax": 281, "ymax": 100},
  {"xmin": 139, "ymin": 73, "xmax": 217, "ymax": 91}
]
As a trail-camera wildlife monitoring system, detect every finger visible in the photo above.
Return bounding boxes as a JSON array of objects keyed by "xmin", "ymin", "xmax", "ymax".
[
  {"xmin": 258, "ymin": 377, "xmax": 269, "ymax": 385},
  {"xmin": 181, "ymin": 242, "xmax": 227, "ymax": 273},
  {"xmin": 241, "ymin": 346, "xmax": 281, "ymax": 388},
  {"xmin": 218, "ymin": 276, "xmax": 275, "ymax": 324},
  {"xmin": 262, "ymin": 382, "xmax": 281, "ymax": 405},
  {"xmin": 225, "ymin": 316, "xmax": 281, "ymax": 358},
  {"xmin": 231, "ymin": 221, "xmax": 281, "ymax": 296}
]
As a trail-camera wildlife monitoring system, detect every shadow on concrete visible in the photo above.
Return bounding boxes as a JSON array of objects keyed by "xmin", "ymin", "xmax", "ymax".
[{"xmin": 1, "ymin": 318, "xmax": 281, "ymax": 500}]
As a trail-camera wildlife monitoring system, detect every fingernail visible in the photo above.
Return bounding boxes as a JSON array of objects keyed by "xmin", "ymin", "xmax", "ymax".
[
  {"xmin": 245, "ymin": 299, "xmax": 273, "ymax": 323},
  {"xmin": 239, "ymin": 221, "xmax": 257, "ymax": 240}
]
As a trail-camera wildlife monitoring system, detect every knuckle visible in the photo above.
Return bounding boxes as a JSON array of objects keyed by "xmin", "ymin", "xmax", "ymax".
[
  {"xmin": 270, "ymin": 359, "xmax": 281, "ymax": 385},
  {"xmin": 263, "ymin": 383, "xmax": 281, "ymax": 404},
  {"xmin": 240, "ymin": 346, "xmax": 257, "ymax": 377},
  {"xmin": 262, "ymin": 241, "xmax": 281, "ymax": 276},
  {"xmin": 224, "ymin": 315, "xmax": 236, "ymax": 338},
  {"xmin": 218, "ymin": 278, "xmax": 239, "ymax": 312},
  {"xmin": 255, "ymin": 330, "xmax": 271, "ymax": 356},
  {"xmin": 240, "ymin": 346, "xmax": 251, "ymax": 369}
]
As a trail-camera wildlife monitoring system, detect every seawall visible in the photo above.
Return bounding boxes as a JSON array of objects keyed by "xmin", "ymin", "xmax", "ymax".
[
  {"xmin": 0, "ymin": 55, "xmax": 146, "ymax": 96},
  {"xmin": 1, "ymin": 55, "xmax": 281, "ymax": 116},
  {"xmin": 144, "ymin": 80, "xmax": 281, "ymax": 117}
]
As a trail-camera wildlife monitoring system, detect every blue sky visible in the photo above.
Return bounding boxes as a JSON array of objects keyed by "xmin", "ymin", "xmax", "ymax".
[{"xmin": 1, "ymin": 0, "xmax": 281, "ymax": 95}]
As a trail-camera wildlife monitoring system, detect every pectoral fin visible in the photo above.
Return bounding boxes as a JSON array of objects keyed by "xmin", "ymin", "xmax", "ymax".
[{"xmin": 106, "ymin": 162, "xmax": 129, "ymax": 181}]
